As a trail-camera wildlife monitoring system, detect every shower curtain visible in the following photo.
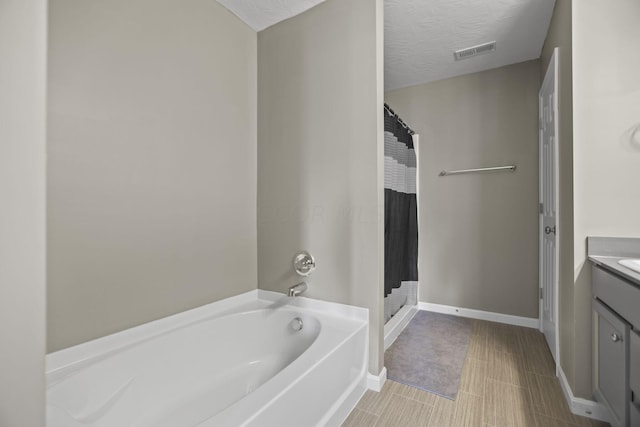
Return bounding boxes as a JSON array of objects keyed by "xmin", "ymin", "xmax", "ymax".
[{"xmin": 384, "ymin": 104, "xmax": 418, "ymax": 311}]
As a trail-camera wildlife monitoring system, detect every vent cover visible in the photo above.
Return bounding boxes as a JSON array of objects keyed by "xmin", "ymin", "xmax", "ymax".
[{"xmin": 454, "ymin": 41, "xmax": 497, "ymax": 61}]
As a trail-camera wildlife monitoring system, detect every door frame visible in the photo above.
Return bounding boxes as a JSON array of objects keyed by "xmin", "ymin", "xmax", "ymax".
[{"xmin": 538, "ymin": 47, "xmax": 560, "ymax": 373}]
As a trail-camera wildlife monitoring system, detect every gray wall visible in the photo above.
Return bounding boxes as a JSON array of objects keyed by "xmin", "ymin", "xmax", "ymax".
[
  {"xmin": 385, "ymin": 60, "xmax": 540, "ymax": 319},
  {"xmin": 541, "ymin": 0, "xmax": 576, "ymax": 397},
  {"xmin": 0, "ymin": 0, "xmax": 47, "ymax": 424},
  {"xmin": 571, "ymin": 0, "xmax": 640, "ymax": 399},
  {"xmin": 48, "ymin": 0, "xmax": 258, "ymax": 352},
  {"xmin": 257, "ymin": 0, "xmax": 385, "ymax": 374}
]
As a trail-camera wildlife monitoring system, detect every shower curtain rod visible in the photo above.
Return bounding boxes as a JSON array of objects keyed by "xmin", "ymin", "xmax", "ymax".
[{"xmin": 384, "ymin": 103, "xmax": 415, "ymax": 135}]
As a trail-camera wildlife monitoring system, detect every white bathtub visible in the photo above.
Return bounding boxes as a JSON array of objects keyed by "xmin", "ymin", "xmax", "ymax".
[{"xmin": 46, "ymin": 290, "xmax": 368, "ymax": 427}]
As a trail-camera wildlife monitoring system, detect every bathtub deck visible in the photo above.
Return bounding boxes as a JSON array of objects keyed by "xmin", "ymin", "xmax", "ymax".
[{"xmin": 343, "ymin": 319, "xmax": 608, "ymax": 427}]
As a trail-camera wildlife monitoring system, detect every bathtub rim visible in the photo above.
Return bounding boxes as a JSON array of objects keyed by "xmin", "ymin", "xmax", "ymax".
[{"xmin": 46, "ymin": 289, "xmax": 368, "ymax": 383}]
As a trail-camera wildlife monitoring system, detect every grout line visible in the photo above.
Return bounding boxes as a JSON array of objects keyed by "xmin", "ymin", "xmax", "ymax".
[
  {"xmin": 481, "ymin": 377, "xmax": 487, "ymax": 426},
  {"xmin": 479, "ymin": 382, "xmax": 486, "ymax": 427},
  {"xmin": 355, "ymin": 407, "xmax": 379, "ymax": 417},
  {"xmin": 451, "ymin": 393, "xmax": 460, "ymax": 425},
  {"xmin": 425, "ymin": 400, "xmax": 436, "ymax": 427},
  {"xmin": 401, "ymin": 392, "xmax": 436, "ymax": 407},
  {"xmin": 488, "ymin": 377, "xmax": 531, "ymax": 390},
  {"xmin": 486, "ymin": 377, "xmax": 495, "ymax": 426}
]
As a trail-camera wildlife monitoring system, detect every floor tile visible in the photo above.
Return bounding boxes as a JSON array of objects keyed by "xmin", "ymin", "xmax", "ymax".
[
  {"xmin": 460, "ymin": 357, "xmax": 487, "ymax": 396},
  {"xmin": 374, "ymin": 393, "xmax": 432, "ymax": 427},
  {"xmin": 342, "ymin": 408, "xmax": 379, "ymax": 427},
  {"xmin": 427, "ymin": 395, "xmax": 456, "ymax": 427},
  {"xmin": 452, "ymin": 391, "xmax": 484, "ymax": 427},
  {"xmin": 486, "ymin": 350, "xmax": 529, "ymax": 387},
  {"xmin": 486, "ymin": 322, "xmax": 521, "ymax": 355},
  {"xmin": 467, "ymin": 331, "xmax": 489, "ymax": 361},
  {"xmin": 519, "ymin": 328, "xmax": 556, "ymax": 377},
  {"xmin": 484, "ymin": 378, "xmax": 535, "ymax": 427},
  {"xmin": 526, "ymin": 372, "xmax": 575, "ymax": 423},
  {"xmin": 388, "ymin": 380, "xmax": 438, "ymax": 406},
  {"xmin": 356, "ymin": 382, "xmax": 395, "ymax": 416},
  {"xmin": 343, "ymin": 319, "xmax": 610, "ymax": 427}
]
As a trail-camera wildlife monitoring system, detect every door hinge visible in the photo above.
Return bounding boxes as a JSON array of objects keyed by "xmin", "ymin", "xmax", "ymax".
[
  {"xmin": 539, "ymin": 288, "xmax": 543, "ymax": 300},
  {"xmin": 539, "ymin": 203, "xmax": 544, "ymax": 214}
]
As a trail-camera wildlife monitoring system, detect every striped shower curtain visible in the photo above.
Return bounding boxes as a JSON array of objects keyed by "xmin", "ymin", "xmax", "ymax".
[{"xmin": 384, "ymin": 105, "xmax": 418, "ymax": 298}]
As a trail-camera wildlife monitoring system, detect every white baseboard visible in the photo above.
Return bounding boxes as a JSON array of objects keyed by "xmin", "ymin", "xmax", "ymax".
[
  {"xmin": 558, "ymin": 365, "xmax": 611, "ymax": 423},
  {"xmin": 384, "ymin": 304, "xmax": 418, "ymax": 350},
  {"xmin": 417, "ymin": 301, "xmax": 539, "ymax": 329},
  {"xmin": 367, "ymin": 367, "xmax": 387, "ymax": 392}
]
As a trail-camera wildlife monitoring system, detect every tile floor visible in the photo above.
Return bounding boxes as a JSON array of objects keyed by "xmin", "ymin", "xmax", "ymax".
[{"xmin": 342, "ymin": 319, "xmax": 609, "ymax": 427}]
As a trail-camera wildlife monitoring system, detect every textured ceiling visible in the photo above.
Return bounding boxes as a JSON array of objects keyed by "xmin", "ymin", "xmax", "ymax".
[
  {"xmin": 385, "ymin": 0, "xmax": 556, "ymax": 91},
  {"xmin": 216, "ymin": 0, "xmax": 326, "ymax": 31}
]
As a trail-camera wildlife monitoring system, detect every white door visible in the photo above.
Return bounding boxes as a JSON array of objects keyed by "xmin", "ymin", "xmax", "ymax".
[{"xmin": 539, "ymin": 48, "xmax": 559, "ymax": 365}]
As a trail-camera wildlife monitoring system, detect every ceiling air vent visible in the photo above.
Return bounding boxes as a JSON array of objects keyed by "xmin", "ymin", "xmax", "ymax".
[{"xmin": 453, "ymin": 41, "xmax": 497, "ymax": 61}]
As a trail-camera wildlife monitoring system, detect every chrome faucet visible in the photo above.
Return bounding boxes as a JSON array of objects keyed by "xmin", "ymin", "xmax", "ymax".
[{"xmin": 288, "ymin": 281, "xmax": 308, "ymax": 297}]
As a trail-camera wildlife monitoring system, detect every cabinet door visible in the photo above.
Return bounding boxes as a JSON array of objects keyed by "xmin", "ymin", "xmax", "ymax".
[
  {"xmin": 594, "ymin": 300, "xmax": 629, "ymax": 427},
  {"xmin": 631, "ymin": 331, "xmax": 640, "ymax": 427}
]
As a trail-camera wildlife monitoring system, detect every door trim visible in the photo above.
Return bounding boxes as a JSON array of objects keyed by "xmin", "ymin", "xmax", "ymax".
[{"xmin": 539, "ymin": 47, "xmax": 560, "ymax": 373}]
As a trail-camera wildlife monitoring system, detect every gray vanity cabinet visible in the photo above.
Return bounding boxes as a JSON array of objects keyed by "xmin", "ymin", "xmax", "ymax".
[
  {"xmin": 631, "ymin": 331, "xmax": 640, "ymax": 427},
  {"xmin": 588, "ymin": 237, "xmax": 640, "ymax": 427},
  {"xmin": 594, "ymin": 299, "xmax": 630, "ymax": 427},
  {"xmin": 592, "ymin": 264, "xmax": 640, "ymax": 427}
]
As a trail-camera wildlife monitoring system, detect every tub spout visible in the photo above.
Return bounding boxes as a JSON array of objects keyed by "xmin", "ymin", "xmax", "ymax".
[{"xmin": 288, "ymin": 282, "xmax": 307, "ymax": 297}]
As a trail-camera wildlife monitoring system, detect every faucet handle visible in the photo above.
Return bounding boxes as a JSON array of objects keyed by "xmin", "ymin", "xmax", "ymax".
[{"xmin": 293, "ymin": 251, "xmax": 315, "ymax": 276}]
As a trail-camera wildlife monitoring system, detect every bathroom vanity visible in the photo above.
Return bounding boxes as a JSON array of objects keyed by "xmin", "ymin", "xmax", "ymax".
[{"xmin": 588, "ymin": 237, "xmax": 640, "ymax": 427}]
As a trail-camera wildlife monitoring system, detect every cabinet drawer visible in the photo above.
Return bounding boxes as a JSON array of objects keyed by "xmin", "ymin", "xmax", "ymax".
[
  {"xmin": 594, "ymin": 300, "xmax": 630, "ymax": 427},
  {"xmin": 631, "ymin": 331, "xmax": 640, "ymax": 427},
  {"xmin": 592, "ymin": 265, "xmax": 640, "ymax": 328}
]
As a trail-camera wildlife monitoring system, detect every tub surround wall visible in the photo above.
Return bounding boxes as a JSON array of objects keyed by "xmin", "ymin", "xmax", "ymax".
[
  {"xmin": 540, "ymin": 0, "xmax": 576, "ymax": 397},
  {"xmin": 47, "ymin": 0, "xmax": 258, "ymax": 352},
  {"xmin": 0, "ymin": 0, "xmax": 47, "ymax": 424},
  {"xmin": 385, "ymin": 60, "xmax": 541, "ymax": 319},
  {"xmin": 257, "ymin": 0, "xmax": 385, "ymax": 375},
  {"xmin": 571, "ymin": 0, "xmax": 640, "ymax": 398}
]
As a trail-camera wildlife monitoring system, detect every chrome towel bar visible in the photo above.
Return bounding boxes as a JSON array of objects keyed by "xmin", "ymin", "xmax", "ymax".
[{"xmin": 438, "ymin": 165, "xmax": 516, "ymax": 177}]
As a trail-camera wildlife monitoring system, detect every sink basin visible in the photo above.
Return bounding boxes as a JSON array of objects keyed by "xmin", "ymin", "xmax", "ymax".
[{"xmin": 618, "ymin": 259, "xmax": 640, "ymax": 274}]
